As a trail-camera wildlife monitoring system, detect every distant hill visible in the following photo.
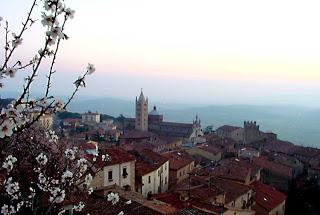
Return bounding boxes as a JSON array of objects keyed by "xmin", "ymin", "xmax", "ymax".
[{"xmin": 68, "ymin": 98, "xmax": 319, "ymax": 147}]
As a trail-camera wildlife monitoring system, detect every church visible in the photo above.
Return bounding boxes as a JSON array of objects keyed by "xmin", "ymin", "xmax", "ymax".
[{"xmin": 123, "ymin": 91, "xmax": 204, "ymax": 145}]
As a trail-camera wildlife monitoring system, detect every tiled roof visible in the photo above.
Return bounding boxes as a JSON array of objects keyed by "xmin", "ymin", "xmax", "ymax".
[
  {"xmin": 120, "ymin": 129, "xmax": 155, "ymax": 139},
  {"xmin": 264, "ymin": 140, "xmax": 296, "ymax": 155},
  {"xmin": 309, "ymin": 154, "xmax": 320, "ymax": 170},
  {"xmin": 89, "ymin": 147, "xmax": 136, "ymax": 169},
  {"xmin": 69, "ymin": 192, "xmax": 162, "ymax": 215},
  {"xmin": 293, "ymin": 146, "xmax": 320, "ymax": 159},
  {"xmin": 189, "ymin": 201, "xmax": 227, "ymax": 214},
  {"xmin": 216, "ymin": 125, "xmax": 242, "ymax": 133},
  {"xmin": 78, "ymin": 141, "xmax": 98, "ymax": 150},
  {"xmin": 251, "ymin": 181, "xmax": 286, "ymax": 211},
  {"xmin": 130, "ymin": 149, "xmax": 168, "ymax": 177},
  {"xmin": 163, "ymin": 151, "xmax": 194, "ymax": 170},
  {"xmin": 153, "ymin": 193, "xmax": 184, "ymax": 209},
  {"xmin": 253, "ymin": 156, "xmax": 293, "ymax": 178},
  {"xmin": 200, "ymin": 144, "xmax": 222, "ymax": 155},
  {"xmin": 209, "ymin": 178, "xmax": 251, "ymax": 204},
  {"xmin": 135, "ymin": 161, "xmax": 157, "ymax": 177}
]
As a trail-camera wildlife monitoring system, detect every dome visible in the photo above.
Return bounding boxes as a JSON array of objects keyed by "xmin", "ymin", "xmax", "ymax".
[{"xmin": 149, "ymin": 105, "xmax": 160, "ymax": 116}]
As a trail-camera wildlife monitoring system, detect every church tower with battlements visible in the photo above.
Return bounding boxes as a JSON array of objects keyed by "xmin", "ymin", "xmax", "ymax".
[{"xmin": 135, "ymin": 90, "xmax": 148, "ymax": 131}]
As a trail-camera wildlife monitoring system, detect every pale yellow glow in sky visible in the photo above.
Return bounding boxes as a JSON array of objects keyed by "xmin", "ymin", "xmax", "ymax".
[
  {"xmin": 2, "ymin": 0, "xmax": 320, "ymax": 104},
  {"xmin": 56, "ymin": 0, "xmax": 320, "ymax": 83}
]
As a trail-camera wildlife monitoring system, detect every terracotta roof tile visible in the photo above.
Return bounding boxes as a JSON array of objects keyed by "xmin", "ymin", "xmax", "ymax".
[{"xmin": 251, "ymin": 181, "xmax": 286, "ymax": 211}]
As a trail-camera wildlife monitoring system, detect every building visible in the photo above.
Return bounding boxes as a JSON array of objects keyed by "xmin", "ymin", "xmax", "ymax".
[
  {"xmin": 253, "ymin": 156, "xmax": 293, "ymax": 192},
  {"xmin": 251, "ymin": 181, "xmax": 286, "ymax": 215},
  {"xmin": 244, "ymin": 121, "xmax": 277, "ymax": 145},
  {"xmin": 131, "ymin": 149, "xmax": 169, "ymax": 197},
  {"xmin": 216, "ymin": 125, "xmax": 244, "ymax": 143},
  {"xmin": 81, "ymin": 111, "xmax": 100, "ymax": 124},
  {"xmin": 29, "ymin": 110, "xmax": 54, "ymax": 129},
  {"xmin": 124, "ymin": 91, "xmax": 204, "ymax": 145},
  {"xmin": 62, "ymin": 118, "xmax": 81, "ymax": 129},
  {"xmin": 135, "ymin": 90, "xmax": 148, "ymax": 131},
  {"xmin": 162, "ymin": 151, "xmax": 195, "ymax": 185},
  {"xmin": 185, "ymin": 144, "xmax": 222, "ymax": 163},
  {"xmin": 89, "ymin": 148, "xmax": 136, "ymax": 191}
]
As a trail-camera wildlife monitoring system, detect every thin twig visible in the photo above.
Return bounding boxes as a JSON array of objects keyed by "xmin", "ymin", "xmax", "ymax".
[
  {"xmin": 0, "ymin": 0, "xmax": 38, "ymax": 71},
  {"xmin": 45, "ymin": 17, "xmax": 68, "ymax": 97}
]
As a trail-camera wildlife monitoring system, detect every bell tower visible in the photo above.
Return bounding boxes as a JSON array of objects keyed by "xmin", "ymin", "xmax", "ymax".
[{"xmin": 135, "ymin": 90, "xmax": 148, "ymax": 131}]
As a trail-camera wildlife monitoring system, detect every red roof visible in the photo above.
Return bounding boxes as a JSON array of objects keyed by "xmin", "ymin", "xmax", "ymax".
[
  {"xmin": 79, "ymin": 141, "xmax": 97, "ymax": 150},
  {"xmin": 89, "ymin": 147, "xmax": 136, "ymax": 169},
  {"xmin": 200, "ymin": 144, "xmax": 221, "ymax": 155},
  {"xmin": 253, "ymin": 156, "xmax": 293, "ymax": 178},
  {"xmin": 163, "ymin": 151, "xmax": 194, "ymax": 170},
  {"xmin": 264, "ymin": 140, "xmax": 296, "ymax": 155},
  {"xmin": 130, "ymin": 149, "xmax": 168, "ymax": 176},
  {"xmin": 251, "ymin": 181, "xmax": 286, "ymax": 211},
  {"xmin": 217, "ymin": 125, "xmax": 242, "ymax": 133}
]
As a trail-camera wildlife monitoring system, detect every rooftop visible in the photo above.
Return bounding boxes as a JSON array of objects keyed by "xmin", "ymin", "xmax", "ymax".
[
  {"xmin": 163, "ymin": 151, "xmax": 194, "ymax": 170},
  {"xmin": 216, "ymin": 125, "xmax": 242, "ymax": 132},
  {"xmin": 253, "ymin": 156, "xmax": 293, "ymax": 178},
  {"xmin": 251, "ymin": 181, "xmax": 286, "ymax": 211}
]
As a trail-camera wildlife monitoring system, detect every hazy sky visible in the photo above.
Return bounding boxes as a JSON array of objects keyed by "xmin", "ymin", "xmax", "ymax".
[{"xmin": 1, "ymin": 0, "xmax": 320, "ymax": 106}]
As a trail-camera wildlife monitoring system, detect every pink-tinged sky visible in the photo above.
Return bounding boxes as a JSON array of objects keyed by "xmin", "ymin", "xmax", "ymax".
[{"xmin": 1, "ymin": 0, "xmax": 320, "ymax": 106}]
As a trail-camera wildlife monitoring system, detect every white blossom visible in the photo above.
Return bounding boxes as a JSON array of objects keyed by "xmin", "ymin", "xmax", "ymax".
[
  {"xmin": 0, "ymin": 120, "xmax": 14, "ymax": 138},
  {"xmin": 65, "ymin": 8, "xmax": 75, "ymax": 19},
  {"xmin": 12, "ymin": 35, "xmax": 23, "ymax": 48},
  {"xmin": 74, "ymin": 76, "xmax": 85, "ymax": 87},
  {"xmin": 38, "ymin": 172, "xmax": 47, "ymax": 184},
  {"xmin": 4, "ymin": 68, "xmax": 17, "ymax": 78},
  {"xmin": 77, "ymin": 158, "xmax": 88, "ymax": 173},
  {"xmin": 87, "ymin": 63, "xmax": 95, "ymax": 75},
  {"xmin": 73, "ymin": 202, "xmax": 85, "ymax": 212},
  {"xmin": 46, "ymin": 26, "xmax": 64, "ymax": 39},
  {"xmin": 2, "ymin": 155, "xmax": 17, "ymax": 172},
  {"xmin": 61, "ymin": 170, "xmax": 73, "ymax": 183},
  {"xmin": 117, "ymin": 211, "xmax": 124, "ymax": 215},
  {"xmin": 1, "ymin": 204, "xmax": 16, "ymax": 215},
  {"xmin": 102, "ymin": 154, "xmax": 111, "ymax": 162},
  {"xmin": 49, "ymin": 187, "xmax": 65, "ymax": 203},
  {"xmin": 65, "ymin": 148, "xmax": 75, "ymax": 160},
  {"xmin": 107, "ymin": 192, "xmax": 119, "ymax": 205},
  {"xmin": 125, "ymin": 200, "xmax": 132, "ymax": 205},
  {"xmin": 88, "ymin": 187, "xmax": 93, "ymax": 195},
  {"xmin": 36, "ymin": 153, "xmax": 48, "ymax": 165},
  {"xmin": 46, "ymin": 130, "xmax": 59, "ymax": 143},
  {"xmin": 54, "ymin": 100, "xmax": 64, "ymax": 111},
  {"xmin": 5, "ymin": 177, "xmax": 20, "ymax": 196},
  {"xmin": 41, "ymin": 13, "xmax": 58, "ymax": 27},
  {"xmin": 84, "ymin": 173, "xmax": 92, "ymax": 186}
]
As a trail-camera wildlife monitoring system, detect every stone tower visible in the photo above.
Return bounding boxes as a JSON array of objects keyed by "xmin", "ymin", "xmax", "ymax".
[
  {"xmin": 243, "ymin": 121, "xmax": 261, "ymax": 145},
  {"xmin": 135, "ymin": 90, "xmax": 148, "ymax": 131}
]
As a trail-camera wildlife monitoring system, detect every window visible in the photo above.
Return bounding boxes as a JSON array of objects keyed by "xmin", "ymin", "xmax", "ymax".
[
  {"xmin": 165, "ymin": 177, "xmax": 167, "ymax": 184},
  {"xmin": 165, "ymin": 163, "xmax": 167, "ymax": 170},
  {"xmin": 122, "ymin": 167, "xmax": 128, "ymax": 178},
  {"xmin": 108, "ymin": 170, "xmax": 113, "ymax": 182},
  {"xmin": 148, "ymin": 176, "xmax": 151, "ymax": 183}
]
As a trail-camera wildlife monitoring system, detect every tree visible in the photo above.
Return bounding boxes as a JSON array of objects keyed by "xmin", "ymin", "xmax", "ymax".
[{"xmin": 0, "ymin": 1, "xmax": 120, "ymax": 214}]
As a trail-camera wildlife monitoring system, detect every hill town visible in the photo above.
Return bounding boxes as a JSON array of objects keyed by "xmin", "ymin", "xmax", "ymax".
[{"xmin": 2, "ymin": 91, "xmax": 319, "ymax": 214}]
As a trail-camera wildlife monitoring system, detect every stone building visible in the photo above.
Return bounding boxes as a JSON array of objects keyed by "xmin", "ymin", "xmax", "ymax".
[
  {"xmin": 135, "ymin": 90, "xmax": 148, "ymax": 131},
  {"xmin": 131, "ymin": 149, "xmax": 169, "ymax": 197},
  {"xmin": 81, "ymin": 111, "xmax": 100, "ymax": 124},
  {"xmin": 124, "ymin": 91, "xmax": 203, "ymax": 145},
  {"xmin": 88, "ymin": 148, "xmax": 136, "ymax": 191}
]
